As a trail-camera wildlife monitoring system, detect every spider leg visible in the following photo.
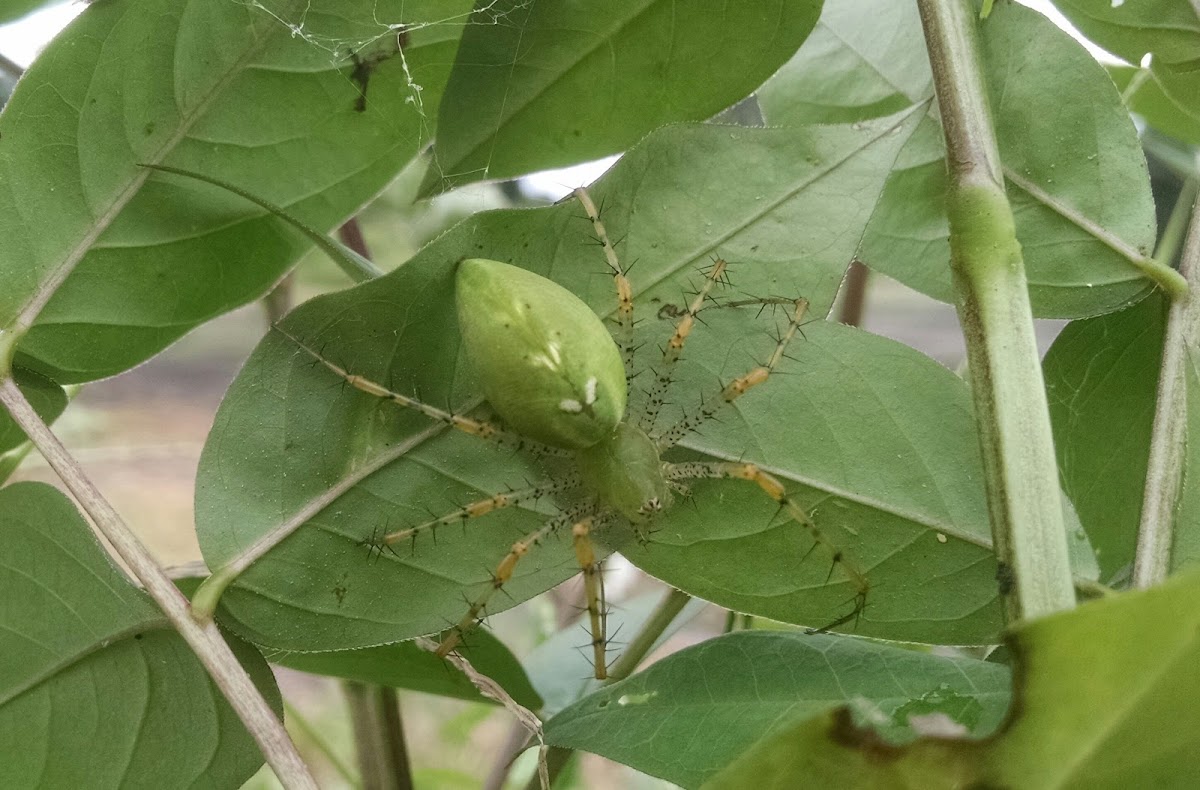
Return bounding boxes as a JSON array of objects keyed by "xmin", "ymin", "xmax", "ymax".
[
  {"xmin": 639, "ymin": 258, "xmax": 729, "ymax": 433},
  {"xmin": 574, "ymin": 186, "xmax": 636, "ymax": 383},
  {"xmin": 436, "ymin": 508, "xmax": 596, "ymax": 659},
  {"xmin": 571, "ymin": 517, "xmax": 610, "ymax": 680},
  {"xmin": 655, "ymin": 297, "xmax": 809, "ymax": 451},
  {"xmin": 664, "ymin": 460, "xmax": 868, "ymax": 626},
  {"xmin": 368, "ymin": 477, "xmax": 581, "ymax": 554},
  {"xmin": 272, "ymin": 325, "xmax": 569, "ymax": 457}
]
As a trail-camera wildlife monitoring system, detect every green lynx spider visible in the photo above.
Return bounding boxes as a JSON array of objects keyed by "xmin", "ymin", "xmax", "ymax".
[{"xmin": 297, "ymin": 187, "xmax": 869, "ymax": 679}]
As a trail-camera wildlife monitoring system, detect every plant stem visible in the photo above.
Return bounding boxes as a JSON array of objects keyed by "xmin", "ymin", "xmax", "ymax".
[
  {"xmin": 0, "ymin": 51, "xmax": 22, "ymax": 82},
  {"xmin": 917, "ymin": 0, "xmax": 1075, "ymax": 621},
  {"xmin": 605, "ymin": 587, "xmax": 692, "ymax": 682},
  {"xmin": 263, "ymin": 272, "xmax": 296, "ymax": 326},
  {"xmin": 344, "ymin": 683, "xmax": 414, "ymax": 790},
  {"xmin": 528, "ymin": 588, "xmax": 695, "ymax": 790},
  {"xmin": 0, "ymin": 377, "xmax": 317, "ymax": 787},
  {"xmin": 1134, "ymin": 185, "xmax": 1200, "ymax": 588},
  {"xmin": 285, "ymin": 700, "xmax": 362, "ymax": 788},
  {"xmin": 836, "ymin": 260, "xmax": 870, "ymax": 327}
]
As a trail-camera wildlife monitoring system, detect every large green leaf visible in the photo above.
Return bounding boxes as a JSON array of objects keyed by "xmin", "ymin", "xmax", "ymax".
[
  {"xmin": 0, "ymin": 482, "xmax": 280, "ymax": 789},
  {"xmin": 543, "ymin": 631, "xmax": 1011, "ymax": 789},
  {"xmin": 702, "ymin": 568, "xmax": 1200, "ymax": 789},
  {"xmin": 194, "ymin": 113, "xmax": 941, "ymax": 652},
  {"xmin": 1048, "ymin": 0, "xmax": 1200, "ymax": 67},
  {"xmin": 421, "ymin": 0, "xmax": 822, "ymax": 194},
  {"xmin": 0, "ymin": 0, "xmax": 467, "ymax": 383},
  {"xmin": 1045, "ymin": 296, "xmax": 1166, "ymax": 579},
  {"xmin": 759, "ymin": 0, "xmax": 1161, "ymax": 318}
]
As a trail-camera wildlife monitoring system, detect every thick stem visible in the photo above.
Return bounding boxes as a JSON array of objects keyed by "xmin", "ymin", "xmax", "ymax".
[
  {"xmin": 918, "ymin": 0, "xmax": 1075, "ymax": 620},
  {"xmin": 1134, "ymin": 187, "xmax": 1200, "ymax": 587},
  {"xmin": 0, "ymin": 377, "xmax": 316, "ymax": 787},
  {"xmin": 345, "ymin": 683, "xmax": 414, "ymax": 790}
]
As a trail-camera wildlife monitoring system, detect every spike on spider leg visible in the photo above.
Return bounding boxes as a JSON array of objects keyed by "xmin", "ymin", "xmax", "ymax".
[
  {"xmin": 638, "ymin": 259, "xmax": 729, "ymax": 433},
  {"xmin": 436, "ymin": 510, "xmax": 591, "ymax": 659},
  {"xmin": 270, "ymin": 325, "xmax": 570, "ymax": 457},
  {"xmin": 655, "ymin": 297, "xmax": 810, "ymax": 451},
  {"xmin": 573, "ymin": 186, "xmax": 637, "ymax": 381},
  {"xmin": 572, "ymin": 518, "xmax": 609, "ymax": 680},
  {"xmin": 665, "ymin": 460, "xmax": 869, "ymax": 630}
]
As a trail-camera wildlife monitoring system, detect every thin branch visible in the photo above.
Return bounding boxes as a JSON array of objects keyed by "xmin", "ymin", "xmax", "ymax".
[
  {"xmin": 1135, "ymin": 183, "xmax": 1200, "ymax": 587},
  {"xmin": 529, "ymin": 588, "xmax": 696, "ymax": 790},
  {"xmin": 604, "ymin": 587, "xmax": 692, "ymax": 682},
  {"xmin": 917, "ymin": 0, "xmax": 1075, "ymax": 620},
  {"xmin": 0, "ymin": 376, "xmax": 317, "ymax": 788}
]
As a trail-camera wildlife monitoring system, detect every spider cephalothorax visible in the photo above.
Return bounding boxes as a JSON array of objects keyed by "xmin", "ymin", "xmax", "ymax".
[{"xmin": 297, "ymin": 187, "xmax": 867, "ymax": 678}]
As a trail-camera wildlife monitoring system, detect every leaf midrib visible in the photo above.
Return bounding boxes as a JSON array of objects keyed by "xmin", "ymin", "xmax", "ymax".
[
  {"xmin": 0, "ymin": 618, "xmax": 171, "ymax": 708},
  {"xmin": 7, "ymin": 3, "xmax": 295, "ymax": 335}
]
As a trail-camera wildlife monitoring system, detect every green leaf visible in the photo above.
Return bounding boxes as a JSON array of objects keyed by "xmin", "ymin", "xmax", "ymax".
[
  {"xmin": 543, "ymin": 631, "xmax": 1011, "ymax": 789},
  {"xmin": 759, "ymin": 0, "xmax": 1164, "ymax": 318},
  {"xmin": 702, "ymin": 568, "xmax": 1200, "ymax": 789},
  {"xmin": 1045, "ymin": 295, "xmax": 1166, "ymax": 579},
  {"xmin": 194, "ymin": 113, "xmax": 927, "ymax": 652},
  {"xmin": 0, "ymin": 0, "xmax": 467, "ymax": 383},
  {"xmin": 1110, "ymin": 66, "xmax": 1200, "ymax": 146},
  {"xmin": 263, "ymin": 633, "xmax": 543, "ymax": 709},
  {"xmin": 421, "ymin": 0, "xmax": 822, "ymax": 194},
  {"xmin": 0, "ymin": 0, "xmax": 55, "ymax": 24},
  {"xmin": 0, "ymin": 366, "xmax": 66, "ymax": 454},
  {"xmin": 0, "ymin": 482, "xmax": 280, "ymax": 789},
  {"xmin": 1048, "ymin": 0, "xmax": 1200, "ymax": 67}
]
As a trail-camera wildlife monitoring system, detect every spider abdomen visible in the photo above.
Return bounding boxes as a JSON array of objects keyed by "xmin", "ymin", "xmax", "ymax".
[
  {"xmin": 456, "ymin": 258, "xmax": 627, "ymax": 450},
  {"xmin": 575, "ymin": 421, "xmax": 672, "ymax": 523}
]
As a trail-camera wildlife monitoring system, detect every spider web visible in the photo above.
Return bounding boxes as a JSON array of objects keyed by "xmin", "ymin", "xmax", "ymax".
[{"xmin": 228, "ymin": 0, "xmax": 534, "ymax": 192}]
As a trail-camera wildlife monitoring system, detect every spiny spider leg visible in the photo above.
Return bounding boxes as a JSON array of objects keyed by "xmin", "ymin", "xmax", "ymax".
[
  {"xmin": 573, "ymin": 186, "xmax": 636, "ymax": 382},
  {"xmin": 272, "ymin": 325, "xmax": 570, "ymax": 458},
  {"xmin": 571, "ymin": 516, "xmax": 610, "ymax": 679},
  {"xmin": 655, "ymin": 297, "xmax": 810, "ymax": 451},
  {"xmin": 665, "ymin": 460, "xmax": 869, "ymax": 625},
  {"xmin": 639, "ymin": 258, "xmax": 729, "ymax": 433},
  {"xmin": 369, "ymin": 476, "xmax": 582, "ymax": 552},
  {"xmin": 436, "ymin": 507, "xmax": 598, "ymax": 659}
]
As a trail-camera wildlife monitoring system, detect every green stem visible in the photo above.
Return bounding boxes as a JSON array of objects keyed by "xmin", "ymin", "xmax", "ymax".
[
  {"xmin": 605, "ymin": 588, "xmax": 692, "ymax": 682},
  {"xmin": 917, "ymin": 0, "xmax": 1075, "ymax": 621},
  {"xmin": 285, "ymin": 700, "xmax": 362, "ymax": 788},
  {"xmin": 530, "ymin": 588, "xmax": 695, "ymax": 789},
  {"xmin": 0, "ymin": 377, "xmax": 317, "ymax": 788},
  {"xmin": 1134, "ymin": 184, "xmax": 1200, "ymax": 588},
  {"xmin": 344, "ymin": 683, "xmax": 415, "ymax": 790}
]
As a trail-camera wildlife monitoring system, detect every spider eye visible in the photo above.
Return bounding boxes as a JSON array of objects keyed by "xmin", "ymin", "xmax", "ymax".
[{"xmin": 455, "ymin": 258, "xmax": 627, "ymax": 450}]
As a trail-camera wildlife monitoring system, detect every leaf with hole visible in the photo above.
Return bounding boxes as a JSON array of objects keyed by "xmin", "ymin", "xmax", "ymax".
[{"xmin": 542, "ymin": 630, "xmax": 1011, "ymax": 789}]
